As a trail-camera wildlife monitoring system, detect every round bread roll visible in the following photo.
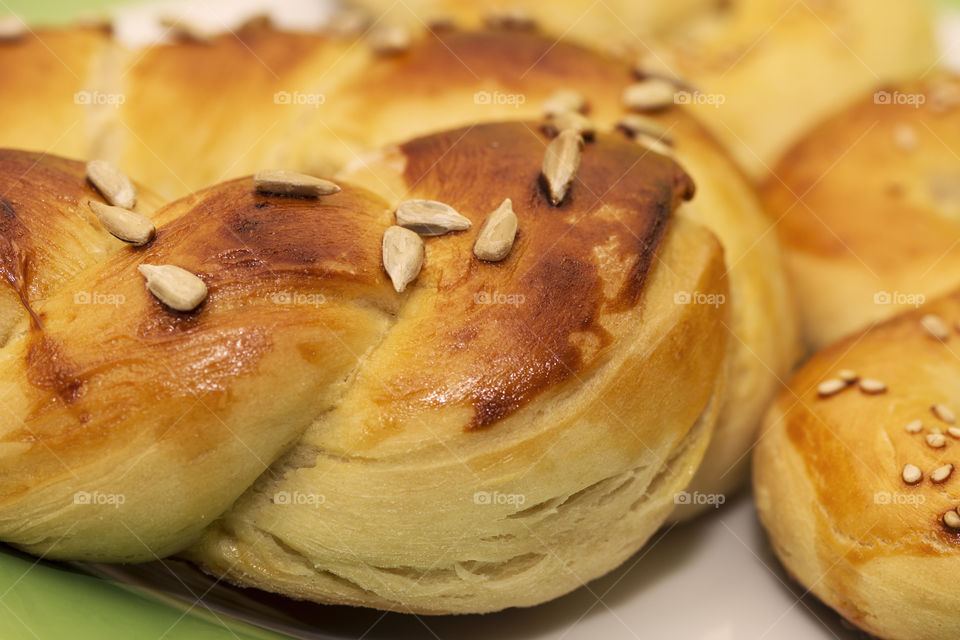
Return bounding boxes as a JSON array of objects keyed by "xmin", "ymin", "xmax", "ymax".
[
  {"xmin": 762, "ymin": 74, "xmax": 960, "ymax": 350},
  {"xmin": 0, "ymin": 150, "xmax": 163, "ymax": 344},
  {"xmin": 186, "ymin": 122, "xmax": 729, "ymax": 613},
  {"xmin": 754, "ymin": 292, "xmax": 960, "ymax": 640},
  {"xmin": 641, "ymin": 0, "xmax": 936, "ymax": 178}
]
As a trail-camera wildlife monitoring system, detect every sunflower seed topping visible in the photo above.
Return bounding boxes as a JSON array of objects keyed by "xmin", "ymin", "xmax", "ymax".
[
  {"xmin": 254, "ymin": 170, "xmax": 340, "ymax": 197},
  {"xmin": 88, "ymin": 201, "xmax": 155, "ymax": 246},
  {"xmin": 138, "ymin": 264, "xmax": 207, "ymax": 312},
  {"xmin": 474, "ymin": 198, "xmax": 518, "ymax": 262},
  {"xmin": 621, "ymin": 79, "xmax": 676, "ymax": 112},
  {"xmin": 86, "ymin": 160, "xmax": 137, "ymax": 209},
  {"xmin": 395, "ymin": 200, "xmax": 471, "ymax": 236},
  {"xmin": 382, "ymin": 225, "xmax": 424, "ymax": 293},
  {"xmin": 541, "ymin": 129, "xmax": 583, "ymax": 206}
]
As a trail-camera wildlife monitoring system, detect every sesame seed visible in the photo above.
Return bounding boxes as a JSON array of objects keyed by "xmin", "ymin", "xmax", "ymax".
[
  {"xmin": 906, "ymin": 420, "xmax": 924, "ymax": 434},
  {"xmin": 927, "ymin": 433, "xmax": 947, "ymax": 448},
  {"xmin": 817, "ymin": 378, "xmax": 847, "ymax": 398},
  {"xmin": 944, "ymin": 509, "xmax": 960, "ymax": 530},
  {"xmin": 858, "ymin": 378, "xmax": 887, "ymax": 395},
  {"xmin": 837, "ymin": 369, "xmax": 858, "ymax": 383},
  {"xmin": 902, "ymin": 463, "xmax": 923, "ymax": 485},
  {"xmin": 932, "ymin": 464, "xmax": 954, "ymax": 483},
  {"xmin": 921, "ymin": 314, "xmax": 950, "ymax": 340},
  {"xmin": 932, "ymin": 404, "xmax": 957, "ymax": 424}
]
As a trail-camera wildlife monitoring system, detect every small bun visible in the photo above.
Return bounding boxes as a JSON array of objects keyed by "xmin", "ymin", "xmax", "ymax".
[
  {"xmin": 764, "ymin": 74, "xmax": 960, "ymax": 350},
  {"xmin": 755, "ymin": 290, "xmax": 960, "ymax": 639}
]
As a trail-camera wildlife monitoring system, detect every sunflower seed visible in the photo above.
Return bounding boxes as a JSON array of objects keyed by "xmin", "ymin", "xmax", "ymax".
[
  {"xmin": 254, "ymin": 170, "xmax": 339, "ymax": 197},
  {"xmin": 621, "ymin": 79, "xmax": 676, "ymax": 112},
  {"xmin": 944, "ymin": 509, "xmax": 960, "ymax": 529},
  {"xmin": 0, "ymin": 16, "xmax": 26, "ymax": 41},
  {"xmin": 542, "ymin": 111, "xmax": 595, "ymax": 139},
  {"xmin": 86, "ymin": 160, "xmax": 137, "ymax": 209},
  {"xmin": 906, "ymin": 420, "xmax": 924, "ymax": 434},
  {"xmin": 932, "ymin": 464, "xmax": 954, "ymax": 483},
  {"xmin": 89, "ymin": 200, "xmax": 155, "ymax": 246},
  {"xmin": 541, "ymin": 89, "xmax": 586, "ymax": 117},
  {"xmin": 541, "ymin": 129, "xmax": 583, "ymax": 206},
  {"xmin": 474, "ymin": 198, "xmax": 518, "ymax": 262},
  {"xmin": 382, "ymin": 225, "xmax": 424, "ymax": 293},
  {"xmin": 395, "ymin": 200, "xmax": 471, "ymax": 236},
  {"xmin": 902, "ymin": 464, "xmax": 922, "ymax": 485},
  {"xmin": 817, "ymin": 378, "xmax": 846, "ymax": 398},
  {"xmin": 615, "ymin": 114, "xmax": 673, "ymax": 144},
  {"xmin": 921, "ymin": 314, "xmax": 949, "ymax": 340},
  {"xmin": 933, "ymin": 404, "xmax": 957, "ymax": 424},
  {"xmin": 367, "ymin": 24, "xmax": 410, "ymax": 55},
  {"xmin": 138, "ymin": 264, "xmax": 207, "ymax": 312}
]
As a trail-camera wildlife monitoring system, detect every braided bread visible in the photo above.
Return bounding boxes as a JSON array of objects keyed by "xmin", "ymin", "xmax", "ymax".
[{"xmin": 0, "ymin": 122, "xmax": 729, "ymax": 612}]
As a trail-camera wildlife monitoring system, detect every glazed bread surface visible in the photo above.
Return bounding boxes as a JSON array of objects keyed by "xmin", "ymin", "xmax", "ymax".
[
  {"xmin": 764, "ymin": 75, "xmax": 960, "ymax": 350},
  {"xmin": 755, "ymin": 291, "xmax": 960, "ymax": 639},
  {"xmin": 187, "ymin": 122, "xmax": 729, "ymax": 613}
]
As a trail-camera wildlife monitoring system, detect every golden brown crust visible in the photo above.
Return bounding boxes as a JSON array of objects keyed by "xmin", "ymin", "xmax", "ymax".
[
  {"xmin": 189, "ymin": 123, "xmax": 729, "ymax": 613},
  {"xmin": 763, "ymin": 74, "xmax": 960, "ymax": 350},
  {"xmin": 755, "ymin": 290, "xmax": 960, "ymax": 639},
  {"xmin": 0, "ymin": 28, "xmax": 110, "ymax": 159},
  {"xmin": 0, "ymin": 149, "xmax": 163, "ymax": 343}
]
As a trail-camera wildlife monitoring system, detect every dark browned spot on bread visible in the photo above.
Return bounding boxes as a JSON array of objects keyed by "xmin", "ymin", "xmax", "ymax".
[
  {"xmin": 388, "ymin": 122, "xmax": 693, "ymax": 429},
  {"xmin": 26, "ymin": 334, "xmax": 84, "ymax": 404}
]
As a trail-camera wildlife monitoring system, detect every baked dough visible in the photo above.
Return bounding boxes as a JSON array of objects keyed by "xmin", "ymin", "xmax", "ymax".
[
  {"xmin": 755, "ymin": 290, "xmax": 960, "ymax": 639},
  {"xmin": 763, "ymin": 75, "xmax": 960, "ymax": 350},
  {"xmin": 183, "ymin": 122, "xmax": 730, "ymax": 613},
  {"xmin": 0, "ymin": 125, "xmax": 729, "ymax": 615}
]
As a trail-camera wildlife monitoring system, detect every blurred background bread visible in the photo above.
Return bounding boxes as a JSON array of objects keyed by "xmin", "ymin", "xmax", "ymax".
[
  {"xmin": 763, "ymin": 74, "xmax": 960, "ymax": 350},
  {"xmin": 754, "ymin": 290, "xmax": 960, "ymax": 639}
]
